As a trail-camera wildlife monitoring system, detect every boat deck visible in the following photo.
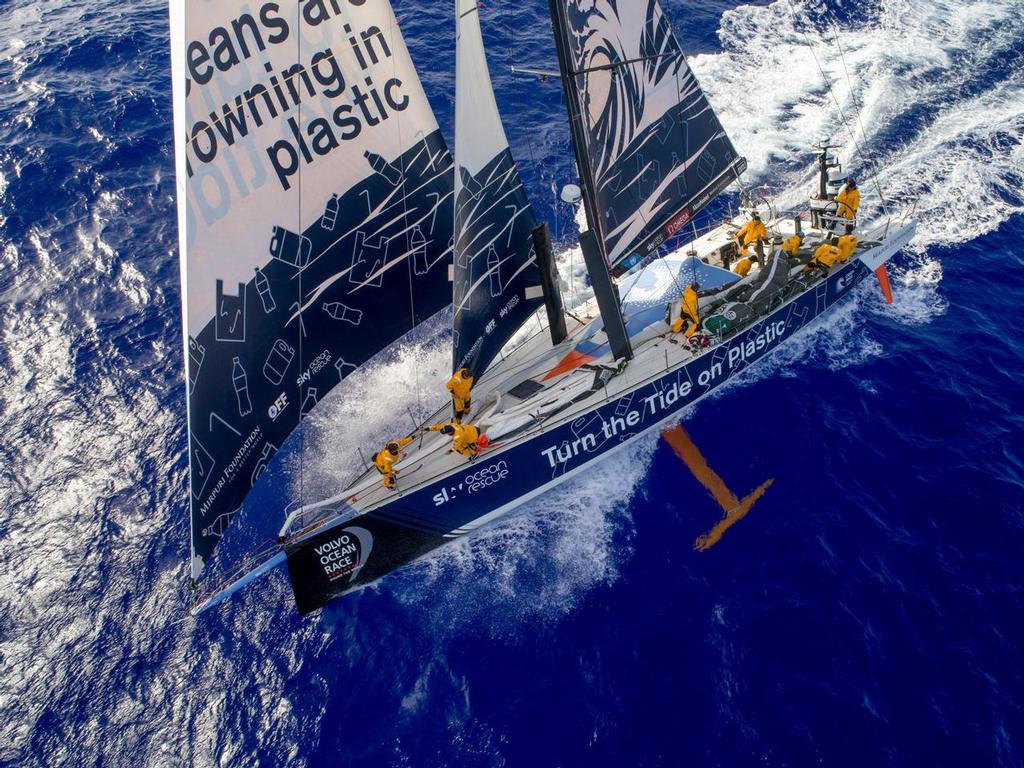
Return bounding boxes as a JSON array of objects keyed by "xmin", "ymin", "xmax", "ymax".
[{"xmin": 287, "ymin": 213, "xmax": 881, "ymax": 533}]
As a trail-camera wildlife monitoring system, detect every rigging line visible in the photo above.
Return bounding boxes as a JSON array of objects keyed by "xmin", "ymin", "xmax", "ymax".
[
  {"xmin": 296, "ymin": 2, "xmax": 304, "ymax": 524},
  {"xmin": 388, "ymin": 14, "xmax": 422, "ymax": 410},
  {"xmin": 826, "ymin": 13, "xmax": 889, "ymax": 214},
  {"xmin": 783, "ymin": 0, "xmax": 886, "ymax": 216}
]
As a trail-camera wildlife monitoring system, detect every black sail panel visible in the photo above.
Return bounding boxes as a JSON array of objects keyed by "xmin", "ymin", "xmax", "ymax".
[{"xmin": 551, "ymin": 0, "xmax": 746, "ymax": 273}]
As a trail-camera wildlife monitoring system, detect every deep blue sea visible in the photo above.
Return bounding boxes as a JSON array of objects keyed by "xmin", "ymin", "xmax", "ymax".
[{"xmin": 2, "ymin": 0, "xmax": 1023, "ymax": 765}]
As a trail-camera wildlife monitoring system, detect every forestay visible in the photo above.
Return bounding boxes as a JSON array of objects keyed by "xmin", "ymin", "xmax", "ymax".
[
  {"xmin": 453, "ymin": 0, "xmax": 544, "ymax": 379},
  {"xmin": 549, "ymin": 0, "xmax": 746, "ymax": 273},
  {"xmin": 170, "ymin": 0, "xmax": 455, "ymax": 578}
]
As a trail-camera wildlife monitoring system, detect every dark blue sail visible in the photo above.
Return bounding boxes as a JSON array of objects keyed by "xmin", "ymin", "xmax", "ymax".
[
  {"xmin": 452, "ymin": 0, "xmax": 543, "ymax": 380},
  {"xmin": 550, "ymin": 0, "xmax": 747, "ymax": 273}
]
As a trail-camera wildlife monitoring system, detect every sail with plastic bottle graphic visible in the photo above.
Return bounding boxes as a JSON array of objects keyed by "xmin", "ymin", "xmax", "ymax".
[
  {"xmin": 451, "ymin": 0, "xmax": 543, "ymax": 380},
  {"xmin": 549, "ymin": 0, "xmax": 746, "ymax": 273},
  {"xmin": 170, "ymin": 0, "xmax": 455, "ymax": 578}
]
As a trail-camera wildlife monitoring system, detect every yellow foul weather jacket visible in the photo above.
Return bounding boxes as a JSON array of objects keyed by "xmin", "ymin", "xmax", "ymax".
[
  {"xmin": 735, "ymin": 218, "xmax": 767, "ymax": 250},
  {"xmin": 836, "ymin": 234, "xmax": 859, "ymax": 262},
  {"xmin": 835, "ymin": 185, "xmax": 860, "ymax": 219},
  {"xmin": 429, "ymin": 422, "xmax": 481, "ymax": 457},
  {"xmin": 446, "ymin": 369, "xmax": 474, "ymax": 418},
  {"xmin": 671, "ymin": 286, "xmax": 701, "ymax": 337}
]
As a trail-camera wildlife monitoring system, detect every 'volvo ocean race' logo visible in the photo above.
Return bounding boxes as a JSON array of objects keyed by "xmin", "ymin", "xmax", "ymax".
[{"xmin": 313, "ymin": 526, "xmax": 373, "ymax": 584}]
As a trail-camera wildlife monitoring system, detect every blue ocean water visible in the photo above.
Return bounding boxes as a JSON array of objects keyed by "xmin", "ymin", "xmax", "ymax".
[{"xmin": 1, "ymin": 0, "xmax": 1023, "ymax": 765}]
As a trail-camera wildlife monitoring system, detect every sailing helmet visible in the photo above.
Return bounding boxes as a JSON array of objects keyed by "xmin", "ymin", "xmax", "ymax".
[
  {"xmin": 458, "ymin": 367, "xmax": 471, "ymax": 379},
  {"xmin": 440, "ymin": 425, "xmax": 455, "ymax": 436},
  {"xmin": 752, "ymin": 211, "xmax": 761, "ymax": 220},
  {"xmin": 847, "ymin": 177, "xmax": 857, "ymax": 187},
  {"xmin": 386, "ymin": 442, "xmax": 400, "ymax": 455}
]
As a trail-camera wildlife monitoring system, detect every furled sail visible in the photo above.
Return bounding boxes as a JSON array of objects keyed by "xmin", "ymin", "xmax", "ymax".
[
  {"xmin": 170, "ymin": 1, "xmax": 455, "ymax": 578},
  {"xmin": 549, "ymin": 0, "xmax": 746, "ymax": 274},
  {"xmin": 452, "ymin": 0, "xmax": 544, "ymax": 379}
]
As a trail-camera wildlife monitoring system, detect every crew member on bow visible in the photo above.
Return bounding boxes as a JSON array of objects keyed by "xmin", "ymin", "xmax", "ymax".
[
  {"xmin": 734, "ymin": 211, "xmax": 767, "ymax": 258},
  {"xmin": 429, "ymin": 421, "xmax": 483, "ymax": 459},
  {"xmin": 672, "ymin": 282, "xmax": 702, "ymax": 338},
  {"xmin": 373, "ymin": 433, "xmax": 418, "ymax": 490},
  {"xmin": 836, "ymin": 178, "xmax": 860, "ymax": 221},
  {"xmin": 446, "ymin": 367, "xmax": 474, "ymax": 423}
]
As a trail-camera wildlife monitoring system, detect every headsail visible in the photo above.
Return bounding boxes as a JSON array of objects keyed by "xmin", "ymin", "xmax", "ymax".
[
  {"xmin": 452, "ymin": 0, "xmax": 544, "ymax": 379},
  {"xmin": 549, "ymin": 0, "xmax": 746, "ymax": 274},
  {"xmin": 170, "ymin": 1, "xmax": 455, "ymax": 578}
]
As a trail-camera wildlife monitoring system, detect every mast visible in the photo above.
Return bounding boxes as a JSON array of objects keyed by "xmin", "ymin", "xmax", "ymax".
[
  {"xmin": 546, "ymin": 0, "xmax": 747, "ymax": 361},
  {"xmin": 547, "ymin": 0, "xmax": 633, "ymax": 361}
]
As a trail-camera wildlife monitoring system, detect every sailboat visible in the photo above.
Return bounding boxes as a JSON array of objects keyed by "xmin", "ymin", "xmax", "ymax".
[{"xmin": 171, "ymin": 0, "xmax": 916, "ymax": 615}]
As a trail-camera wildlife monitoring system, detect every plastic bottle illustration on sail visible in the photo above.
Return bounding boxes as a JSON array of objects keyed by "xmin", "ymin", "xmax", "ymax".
[
  {"xmin": 215, "ymin": 280, "xmax": 246, "ymax": 343},
  {"xmin": 254, "ymin": 266, "xmax": 275, "ymax": 313},
  {"xmin": 232, "ymin": 357, "xmax": 252, "ymax": 417},
  {"xmin": 188, "ymin": 338, "xmax": 205, "ymax": 389},
  {"xmin": 410, "ymin": 225, "xmax": 428, "ymax": 275},
  {"xmin": 364, "ymin": 150, "xmax": 402, "ymax": 186},
  {"xmin": 321, "ymin": 194, "xmax": 340, "ymax": 231},
  {"xmin": 263, "ymin": 339, "xmax": 295, "ymax": 385},
  {"xmin": 323, "ymin": 302, "xmax": 363, "ymax": 326},
  {"xmin": 300, "ymin": 387, "xmax": 318, "ymax": 420},
  {"xmin": 487, "ymin": 246, "xmax": 503, "ymax": 298},
  {"xmin": 251, "ymin": 442, "xmax": 278, "ymax": 486},
  {"xmin": 269, "ymin": 225, "xmax": 312, "ymax": 270}
]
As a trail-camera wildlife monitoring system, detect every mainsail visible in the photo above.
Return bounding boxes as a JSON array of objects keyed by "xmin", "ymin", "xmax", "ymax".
[
  {"xmin": 452, "ymin": 0, "xmax": 544, "ymax": 379},
  {"xmin": 549, "ymin": 0, "xmax": 746, "ymax": 274},
  {"xmin": 170, "ymin": 1, "xmax": 455, "ymax": 578}
]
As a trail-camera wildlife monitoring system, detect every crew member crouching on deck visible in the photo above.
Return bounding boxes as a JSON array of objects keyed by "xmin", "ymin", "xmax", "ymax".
[
  {"xmin": 804, "ymin": 237, "xmax": 842, "ymax": 275},
  {"xmin": 429, "ymin": 422, "xmax": 483, "ymax": 460},
  {"xmin": 672, "ymin": 282, "xmax": 701, "ymax": 338},
  {"xmin": 374, "ymin": 433, "xmax": 417, "ymax": 490},
  {"xmin": 836, "ymin": 224, "xmax": 859, "ymax": 262},
  {"xmin": 446, "ymin": 367, "xmax": 474, "ymax": 423}
]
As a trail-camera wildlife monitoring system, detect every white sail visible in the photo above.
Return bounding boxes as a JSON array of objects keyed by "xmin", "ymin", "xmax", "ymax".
[
  {"xmin": 452, "ymin": 0, "xmax": 543, "ymax": 378},
  {"xmin": 171, "ymin": 1, "xmax": 455, "ymax": 578}
]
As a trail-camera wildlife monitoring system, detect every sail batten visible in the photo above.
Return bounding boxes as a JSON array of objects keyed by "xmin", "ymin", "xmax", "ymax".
[
  {"xmin": 452, "ymin": 0, "xmax": 544, "ymax": 379},
  {"xmin": 548, "ymin": 0, "xmax": 746, "ymax": 274},
  {"xmin": 173, "ymin": 0, "xmax": 456, "ymax": 578}
]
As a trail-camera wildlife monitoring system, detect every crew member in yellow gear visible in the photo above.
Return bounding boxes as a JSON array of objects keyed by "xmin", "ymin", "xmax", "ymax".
[
  {"xmin": 734, "ymin": 212, "xmax": 767, "ymax": 256},
  {"xmin": 836, "ymin": 224, "xmax": 859, "ymax": 262},
  {"xmin": 804, "ymin": 238, "xmax": 842, "ymax": 274},
  {"xmin": 732, "ymin": 255, "xmax": 755, "ymax": 277},
  {"xmin": 782, "ymin": 232, "xmax": 803, "ymax": 257},
  {"xmin": 835, "ymin": 178, "xmax": 860, "ymax": 221},
  {"xmin": 446, "ymin": 367, "xmax": 474, "ymax": 423},
  {"xmin": 429, "ymin": 421, "xmax": 481, "ymax": 459},
  {"xmin": 671, "ymin": 282, "xmax": 701, "ymax": 337},
  {"xmin": 373, "ymin": 434, "xmax": 417, "ymax": 490}
]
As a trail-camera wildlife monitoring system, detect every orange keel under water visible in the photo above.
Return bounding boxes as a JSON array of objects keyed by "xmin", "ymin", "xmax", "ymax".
[
  {"xmin": 662, "ymin": 425, "xmax": 773, "ymax": 550},
  {"xmin": 875, "ymin": 265, "xmax": 894, "ymax": 304}
]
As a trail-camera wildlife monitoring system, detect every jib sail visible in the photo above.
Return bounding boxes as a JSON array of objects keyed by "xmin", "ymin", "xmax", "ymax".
[
  {"xmin": 452, "ymin": 0, "xmax": 544, "ymax": 379},
  {"xmin": 170, "ymin": 0, "xmax": 455, "ymax": 578},
  {"xmin": 548, "ymin": 0, "xmax": 746, "ymax": 274}
]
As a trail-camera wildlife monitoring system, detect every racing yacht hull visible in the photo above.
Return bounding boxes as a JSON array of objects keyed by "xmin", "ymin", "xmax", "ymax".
[{"xmin": 284, "ymin": 222, "xmax": 915, "ymax": 614}]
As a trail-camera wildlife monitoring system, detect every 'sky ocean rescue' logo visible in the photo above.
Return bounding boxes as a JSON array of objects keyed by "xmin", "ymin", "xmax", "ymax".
[{"xmin": 313, "ymin": 526, "xmax": 373, "ymax": 583}]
